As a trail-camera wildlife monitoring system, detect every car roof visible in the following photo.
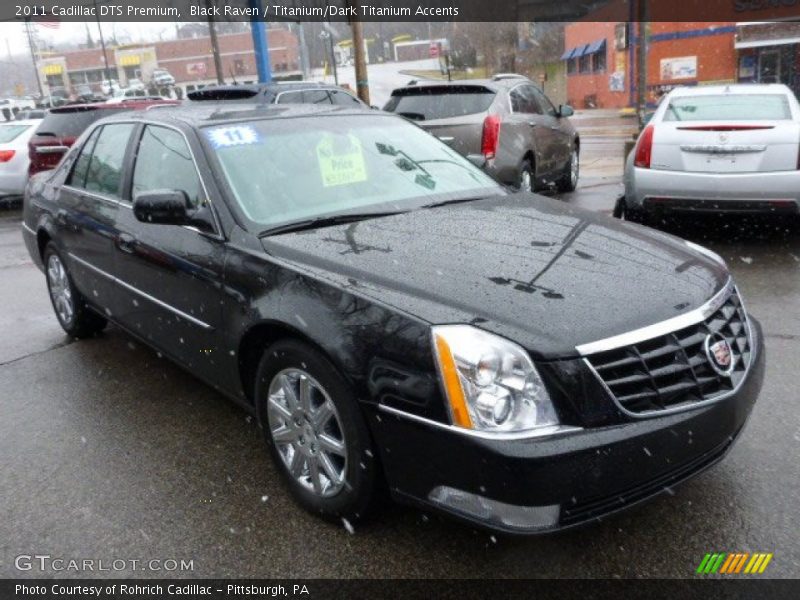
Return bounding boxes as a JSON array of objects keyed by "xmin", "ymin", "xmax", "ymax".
[
  {"xmin": 391, "ymin": 77, "xmax": 529, "ymax": 95},
  {"xmin": 97, "ymin": 102, "xmax": 377, "ymax": 128},
  {"xmin": 668, "ymin": 83, "xmax": 793, "ymax": 97}
]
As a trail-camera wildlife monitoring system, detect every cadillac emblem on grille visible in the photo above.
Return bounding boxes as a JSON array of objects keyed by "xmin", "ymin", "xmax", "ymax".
[{"xmin": 705, "ymin": 333, "xmax": 735, "ymax": 376}]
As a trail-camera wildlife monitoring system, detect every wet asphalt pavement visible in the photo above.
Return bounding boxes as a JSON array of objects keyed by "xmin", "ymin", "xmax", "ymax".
[{"xmin": 1, "ymin": 137, "xmax": 799, "ymax": 579}]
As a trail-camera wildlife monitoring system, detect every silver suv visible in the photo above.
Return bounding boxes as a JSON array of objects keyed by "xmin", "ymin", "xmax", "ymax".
[{"xmin": 384, "ymin": 76, "xmax": 579, "ymax": 192}]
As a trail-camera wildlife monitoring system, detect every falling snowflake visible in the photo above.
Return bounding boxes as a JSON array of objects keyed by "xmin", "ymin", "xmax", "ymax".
[{"xmin": 341, "ymin": 518, "xmax": 355, "ymax": 534}]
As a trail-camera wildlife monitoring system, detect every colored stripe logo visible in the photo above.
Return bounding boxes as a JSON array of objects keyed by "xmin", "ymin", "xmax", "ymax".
[{"xmin": 696, "ymin": 552, "xmax": 773, "ymax": 574}]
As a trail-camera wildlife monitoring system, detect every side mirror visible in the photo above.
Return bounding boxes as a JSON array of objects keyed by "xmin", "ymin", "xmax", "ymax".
[
  {"xmin": 133, "ymin": 190, "xmax": 191, "ymax": 225},
  {"xmin": 558, "ymin": 104, "xmax": 574, "ymax": 118},
  {"xmin": 465, "ymin": 154, "xmax": 487, "ymax": 169}
]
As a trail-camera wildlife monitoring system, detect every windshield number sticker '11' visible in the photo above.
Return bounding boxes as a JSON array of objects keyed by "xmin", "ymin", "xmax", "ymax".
[
  {"xmin": 206, "ymin": 126, "xmax": 260, "ymax": 148},
  {"xmin": 316, "ymin": 134, "xmax": 368, "ymax": 187}
]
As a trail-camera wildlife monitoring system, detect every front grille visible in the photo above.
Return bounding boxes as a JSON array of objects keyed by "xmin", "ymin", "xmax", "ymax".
[{"xmin": 585, "ymin": 288, "xmax": 751, "ymax": 415}]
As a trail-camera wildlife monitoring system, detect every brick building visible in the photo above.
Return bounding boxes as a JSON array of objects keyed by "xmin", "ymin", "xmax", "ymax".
[
  {"xmin": 562, "ymin": 20, "xmax": 800, "ymax": 109},
  {"xmin": 38, "ymin": 28, "xmax": 299, "ymax": 97}
]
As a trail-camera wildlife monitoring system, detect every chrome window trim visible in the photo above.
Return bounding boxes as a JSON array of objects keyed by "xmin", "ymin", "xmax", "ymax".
[
  {"xmin": 378, "ymin": 404, "xmax": 582, "ymax": 441},
  {"xmin": 67, "ymin": 252, "xmax": 213, "ymax": 330},
  {"xmin": 64, "ymin": 119, "xmax": 225, "ymax": 240},
  {"xmin": 22, "ymin": 222, "xmax": 36, "ymax": 236},
  {"xmin": 575, "ymin": 277, "xmax": 735, "ymax": 356}
]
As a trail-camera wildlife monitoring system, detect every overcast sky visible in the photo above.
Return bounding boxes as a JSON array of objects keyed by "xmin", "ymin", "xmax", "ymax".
[{"xmin": 0, "ymin": 21, "xmax": 181, "ymax": 60}]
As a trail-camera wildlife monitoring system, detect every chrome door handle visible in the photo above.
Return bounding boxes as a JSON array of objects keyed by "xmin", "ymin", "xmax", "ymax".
[
  {"xmin": 527, "ymin": 122, "xmax": 537, "ymax": 127},
  {"xmin": 117, "ymin": 233, "xmax": 136, "ymax": 254}
]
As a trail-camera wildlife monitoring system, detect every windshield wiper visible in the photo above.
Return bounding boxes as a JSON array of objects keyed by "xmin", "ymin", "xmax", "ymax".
[{"xmin": 258, "ymin": 211, "xmax": 405, "ymax": 237}]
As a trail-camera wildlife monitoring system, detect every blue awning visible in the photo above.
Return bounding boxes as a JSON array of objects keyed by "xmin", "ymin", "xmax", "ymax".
[
  {"xmin": 560, "ymin": 47, "xmax": 574, "ymax": 60},
  {"xmin": 572, "ymin": 44, "xmax": 589, "ymax": 58},
  {"xmin": 585, "ymin": 39, "xmax": 607, "ymax": 54}
]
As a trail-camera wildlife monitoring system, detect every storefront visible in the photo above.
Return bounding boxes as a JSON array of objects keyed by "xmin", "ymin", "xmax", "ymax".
[{"xmin": 735, "ymin": 22, "xmax": 800, "ymax": 97}]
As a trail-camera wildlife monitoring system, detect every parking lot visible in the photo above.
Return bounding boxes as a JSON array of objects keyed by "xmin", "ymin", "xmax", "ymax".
[{"xmin": 1, "ymin": 105, "xmax": 798, "ymax": 579}]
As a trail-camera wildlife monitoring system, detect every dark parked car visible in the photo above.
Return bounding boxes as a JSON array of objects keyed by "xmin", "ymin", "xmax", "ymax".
[
  {"xmin": 384, "ymin": 76, "xmax": 579, "ymax": 193},
  {"xmin": 27, "ymin": 100, "xmax": 178, "ymax": 177},
  {"xmin": 22, "ymin": 103, "xmax": 764, "ymax": 533},
  {"xmin": 187, "ymin": 81, "xmax": 365, "ymax": 107}
]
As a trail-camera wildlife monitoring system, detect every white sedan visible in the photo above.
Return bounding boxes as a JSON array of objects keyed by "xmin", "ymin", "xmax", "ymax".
[
  {"xmin": 618, "ymin": 84, "xmax": 800, "ymax": 223},
  {"xmin": 0, "ymin": 119, "xmax": 39, "ymax": 201}
]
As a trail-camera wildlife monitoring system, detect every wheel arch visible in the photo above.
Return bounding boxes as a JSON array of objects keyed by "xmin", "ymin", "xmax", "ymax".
[{"xmin": 237, "ymin": 319, "xmax": 349, "ymax": 407}]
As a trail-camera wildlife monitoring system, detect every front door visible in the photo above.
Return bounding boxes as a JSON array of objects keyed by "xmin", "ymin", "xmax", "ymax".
[
  {"xmin": 759, "ymin": 50, "xmax": 781, "ymax": 84},
  {"xmin": 112, "ymin": 123, "xmax": 227, "ymax": 374},
  {"xmin": 505, "ymin": 83, "xmax": 560, "ymax": 180}
]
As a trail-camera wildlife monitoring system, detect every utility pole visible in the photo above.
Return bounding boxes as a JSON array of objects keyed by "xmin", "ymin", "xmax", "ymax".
[
  {"xmin": 206, "ymin": 0, "xmax": 224, "ymax": 84},
  {"xmin": 92, "ymin": 0, "xmax": 112, "ymax": 84},
  {"xmin": 24, "ymin": 20, "xmax": 45, "ymax": 99},
  {"xmin": 349, "ymin": 8, "xmax": 369, "ymax": 104},
  {"xmin": 636, "ymin": 0, "xmax": 649, "ymax": 130},
  {"xmin": 296, "ymin": 22, "xmax": 310, "ymax": 80}
]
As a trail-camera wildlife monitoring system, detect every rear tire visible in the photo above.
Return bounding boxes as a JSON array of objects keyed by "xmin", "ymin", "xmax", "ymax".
[
  {"xmin": 43, "ymin": 242, "xmax": 107, "ymax": 338},
  {"xmin": 518, "ymin": 160, "xmax": 534, "ymax": 192},
  {"xmin": 255, "ymin": 339, "xmax": 378, "ymax": 523}
]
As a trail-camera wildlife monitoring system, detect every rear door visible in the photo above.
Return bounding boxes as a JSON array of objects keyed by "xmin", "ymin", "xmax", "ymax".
[
  {"xmin": 504, "ymin": 83, "xmax": 559, "ymax": 175},
  {"xmin": 57, "ymin": 123, "xmax": 137, "ymax": 315},
  {"xmin": 112, "ymin": 124, "xmax": 226, "ymax": 370},
  {"xmin": 531, "ymin": 86, "xmax": 573, "ymax": 171},
  {"xmin": 383, "ymin": 85, "xmax": 496, "ymax": 155},
  {"xmin": 651, "ymin": 92, "xmax": 800, "ymax": 173}
]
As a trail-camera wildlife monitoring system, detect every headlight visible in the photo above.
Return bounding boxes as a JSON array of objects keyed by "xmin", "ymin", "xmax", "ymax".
[{"xmin": 432, "ymin": 325, "xmax": 559, "ymax": 433}]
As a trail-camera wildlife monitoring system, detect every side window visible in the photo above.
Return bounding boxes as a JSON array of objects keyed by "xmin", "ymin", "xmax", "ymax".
[
  {"xmin": 330, "ymin": 90, "xmax": 362, "ymax": 107},
  {"xmin": 132, "ymin": 125, "xmax": 204, "ymax": 209},
  {"xmin": 510, "ymin": 86, "xmax": 541, "ymax": 114},
  {"xmin": 303, "ymin": 90, "xmax": 333, "ymax": 105},
  {"xmin": 84, "ymin": 123, "xmax": 135, "ymax": 197},
  {"xmin": 276, "ymin": 91, "xmax": 303, "ymax": 104},
  {"xmin": 68, "ymin": 127, "xmax": 102, "ymax": 188},
  {"xmin": 532, "ymin": 88, "xmax": 558, "ymax": 117}
]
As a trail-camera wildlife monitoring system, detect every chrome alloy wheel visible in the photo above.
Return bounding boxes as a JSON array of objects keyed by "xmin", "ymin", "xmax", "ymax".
[
  {"xmin": 266, "ymin": 369, "xmax": 348, "ymax": 497},
  {"xmin": 520, "ymin": 169, "xmax": 532, "ymax": 192},
  {"xmin": 569, "ymin": 149, "xmax": 579, "ymax": 188},
  {"xmin": 47, "ymin": 253, "xmax": 74, "ymax": 326}
]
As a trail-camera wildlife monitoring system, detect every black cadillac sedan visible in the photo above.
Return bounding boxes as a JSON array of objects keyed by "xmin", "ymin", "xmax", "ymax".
[{"xmin": 22, "ymin": 104, "xmax": 764, "ymax": 533}]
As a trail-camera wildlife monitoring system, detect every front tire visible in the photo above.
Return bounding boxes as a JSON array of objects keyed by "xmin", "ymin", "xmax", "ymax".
[
  {"xmin": 556, "ymin": 147, "xmax": 579, "ymax": 192},
  {"xmin": 44, "ymin": 243, "xmax": 107, "ymax": 338},
  {"xmin": 255, "ymin": 339, "xmax": 378, "ymax": 522}
]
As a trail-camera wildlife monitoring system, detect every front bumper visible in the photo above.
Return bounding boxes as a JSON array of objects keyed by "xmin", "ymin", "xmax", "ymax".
[
  {"xmin": 371, "ymin": 318, "xmax": 764, "ymax": 534},
  {"xmin": 626, "ymin": 166, "xmax": 800, "ymax": 214}
]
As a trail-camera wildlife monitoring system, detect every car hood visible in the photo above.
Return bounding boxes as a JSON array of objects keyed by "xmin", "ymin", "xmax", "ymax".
[{"xmin": 260, "ymin": 194, "xmax": 728, "ymax": 359}]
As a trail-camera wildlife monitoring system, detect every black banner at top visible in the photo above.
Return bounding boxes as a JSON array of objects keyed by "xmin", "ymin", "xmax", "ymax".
[{"xmin": 6, "ymin": 0, "xmax": 800, "ymax": 23}]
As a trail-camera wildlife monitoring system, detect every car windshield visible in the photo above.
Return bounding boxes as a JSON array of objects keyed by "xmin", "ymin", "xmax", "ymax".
[
  {"xmin": 204, "ymin": 115, "xmax": 502, "ymax": 231},
  {"xmin": 0, "ymin": 124, "xmax": 31, "ymax": 143},
  {"xmin": 384, "ymin": 86, "xmax": 496, "ymax": 120},
  {"xmin": 663, "ymin": 94, "xmax": 792, "ymax": 121}
]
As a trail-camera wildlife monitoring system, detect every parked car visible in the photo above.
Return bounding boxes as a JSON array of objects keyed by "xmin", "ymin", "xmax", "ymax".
[
  {"xmin": 151, "ymin": 68, "xmax": 175, "ymax": 86},
  {"xmin": 126, "ymin": 78, "xmax": 146, "ymax": 91},
  {"xmin": 384, "ymin": 76, "xmax": 579, "ymax": 192},
  {"xmin": 22, "ymin": 104, "xmax": 763, "ymax": 533},
  {"xmin": 27, "ymin": 100, "xmax": 178, "ymax": 177},
  {"xmin": 15, "ymin": 109, "xmax": 47, "ymax": 121},
  {"xmin": 100, "ymin": 79, "xmax": 121, "ymax": 96},
  {"xmin": 618, "ymin": 84, "xmax": 800, "ymax": 223},
  {"xmin": 0, "ymin": 97, "xmax": 36, "ymax": 122},
  {"xmin": 0, "ymin": 120, "xmax": 39, "ymax": 201},
  {"xmin": 187, "ymin": 81, "xmax": 365, "ymax": 107},
  {"xmin": 105, "ymin": 89, "xmax": 174, "ymax": 104}
]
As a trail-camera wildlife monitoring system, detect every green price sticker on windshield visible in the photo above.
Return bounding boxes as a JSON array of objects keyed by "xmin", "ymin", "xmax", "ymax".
[{"xmin": 316, "ymin": 134, "xmax": 368, "ymax": 187}]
